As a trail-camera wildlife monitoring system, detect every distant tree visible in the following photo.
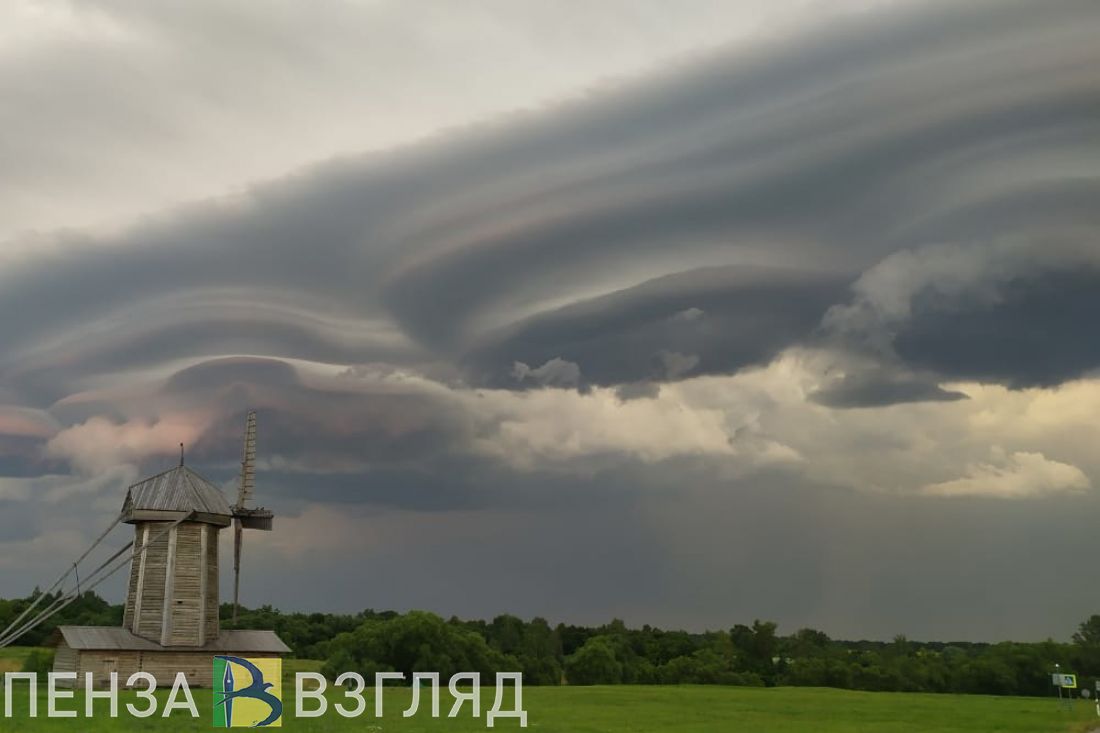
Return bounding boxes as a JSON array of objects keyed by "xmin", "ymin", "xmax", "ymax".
[
  {"xmin": 658, "ymin": 648, "xmax": 759, "ymax": 685},
  {"xmin": 1074, "ymin": 616, "xmax": 1100, "ymax": 647},
  {"xmin": 781, "ymin": 657, "xmax": 854, "ymax": 688},
  {"xmin": 731, "ymin": 620, "xmax": 779, "ymax": 682},
  {"xmin": 321, "ymin": 611, "xmax": 514, "ymax": 681},
  {"xmin": 0, "ymin": 590, "xmax": 1093, "ymax": 698},
  {"xmin": 518, "ymin": 617, "xmax": 564, "ymax": 685},
  {"xmin": 556, "ymin": 623, "xmax": 593, "ymax": 657},
  {"xmin": 1074, "ymin": 615, "xmax": 1100, "ymax": 675},
  {"xmin": 888, "ymin": 634, "xmax": 912, "ymax": 658},
  {"xmin": 786, "ymin": 628, "xmax": 831, "ymax": 658},
  {"xmin": 640, "ymin": 628, "xmax": 698, "ymax": 666},
  {"xmin": 489, "ymin": 614, "xmax": 526, "ymax": 656},
  {"xmin": 565, "ymin": 636, "xmax": 623, "ymax": 685}
]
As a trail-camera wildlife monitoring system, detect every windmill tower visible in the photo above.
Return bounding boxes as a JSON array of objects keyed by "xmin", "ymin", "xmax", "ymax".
[
  {"xmin": 120, "ymin": 459, "xmax": 231, "ymax": 646},
  {"xmin": 231, "ymin": 410, "xmax": 273, "ymax": 622},
  {"xmin": 119, "ymin": 411, "xmax": 273, "ymax": 646}
]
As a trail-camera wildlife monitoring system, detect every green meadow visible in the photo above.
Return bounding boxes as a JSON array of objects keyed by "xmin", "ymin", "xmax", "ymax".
[
  {"xmin": 2, "ymin": 650, "xmax": 1098, "ymax": 732},
  {"xmin": 0, "ymin": 645, "xmax": 35, "ymax": 676},
  {"xmin": 5, "ymin": 681, "xmax": 1099, "ymax": 732}
]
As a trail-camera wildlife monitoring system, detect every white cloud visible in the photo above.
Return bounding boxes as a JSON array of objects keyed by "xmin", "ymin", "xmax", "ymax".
[
  {"xmin": 474, "ymin": 384, "xmax": 736, "ymax": 465},
  {"xmin": 46, "ymin": 412, "xmax": 216, "ymax": 475},
  {"xmin": 921, "ymin": 450, "xmax": 1090, "ymax": 498}
]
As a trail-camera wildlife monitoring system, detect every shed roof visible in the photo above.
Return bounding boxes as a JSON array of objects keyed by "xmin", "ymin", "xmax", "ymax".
[
  {"xmin": 122, "ymin": 465, "xmax": 233, "ymax": 525},
  {"xmin": 55, "ymin": 626, "xmax": 290, "ymax": 654}
]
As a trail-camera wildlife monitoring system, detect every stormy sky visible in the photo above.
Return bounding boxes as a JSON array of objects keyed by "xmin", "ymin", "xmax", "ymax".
[{"xmin": 1, "ymin": 0, "xmax": 1099, "ymax": 642}]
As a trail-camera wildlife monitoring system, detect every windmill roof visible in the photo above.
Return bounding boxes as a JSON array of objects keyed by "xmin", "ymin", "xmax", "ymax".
[
  {"xmin": 122, "ymin": 465, "xmax": 233, "ymax": 525},
  {"xmin": 54, "ymin": 626, "xmax": 290, "ymax": 654}
]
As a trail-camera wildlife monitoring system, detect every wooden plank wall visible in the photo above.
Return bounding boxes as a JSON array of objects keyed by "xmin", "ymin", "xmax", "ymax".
[
  {"xmin": 169, "ymin": 523, "xmax": 204, "ymax": 646},
  {"xmin": 205, "ymin": 525, "xmax": 220, "ymax": 642},
  {"xmin": 133, "ymin": 650, "xmax": 213, "ymax": 688},
  {"xmin": 121, "ymin": 525, "xmax": 142, "ymax": 629},
  {"xmin": 125, "ymin": 520, "xmax": 225, "ymax": 646},
  {"xmin": 53, "ymin": 644, "xmax": 79, "ymax": 676},
  {"xmin": 60, "ymin": 648, "xmax": 281, "ymax": 689},
  {"xmin": 135, "ymin": 522, "xmax": 170, "ymax": 641}
]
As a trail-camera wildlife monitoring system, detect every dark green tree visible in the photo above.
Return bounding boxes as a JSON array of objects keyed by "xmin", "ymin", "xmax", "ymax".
[{"xmin": 565, "ymin": 636, "xmax": 623, "ymax": 685}]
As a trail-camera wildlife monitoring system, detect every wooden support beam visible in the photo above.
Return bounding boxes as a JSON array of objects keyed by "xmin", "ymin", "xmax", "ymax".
[
  {"xmin": 159, "ymin": 525, "xmax": 178, "ymax": 647},
  {"xmin": 132, "ymin": 525, "xmax": 150, "ymax": 635},
  {"xmin": 198, "ymin": 524, "xmax": 208, "ymax": 646}
]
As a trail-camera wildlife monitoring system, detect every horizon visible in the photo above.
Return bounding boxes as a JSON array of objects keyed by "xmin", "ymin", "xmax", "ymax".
[{"xmin": 8, "ymin": 584, "xmax": 1086, "ymax": 649}]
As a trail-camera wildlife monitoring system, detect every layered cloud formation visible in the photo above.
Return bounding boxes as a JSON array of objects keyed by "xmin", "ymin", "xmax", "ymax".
[{"xmin": 1, "ymin": 0, "xmax": 1098, "ymax": 640}]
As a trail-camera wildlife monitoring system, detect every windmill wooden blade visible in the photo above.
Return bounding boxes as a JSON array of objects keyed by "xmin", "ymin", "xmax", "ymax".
[
  {"xmin": 237, "ymin": 411, "xmax": 256, "ymax": 510},
  {"xmin": 231, "ymin": 410, "xmax": 273, "ymax": 623},
  {"xmin": 232, "ymin": 411, "xmax": 272, "ymax": 530},
  {"xmin": 233, "ymin": 411, "xmax": 272, "ymax": 529}
]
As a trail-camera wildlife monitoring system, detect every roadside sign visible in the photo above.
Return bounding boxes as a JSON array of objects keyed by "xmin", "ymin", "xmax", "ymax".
[{"xmin": 1062, "ymin": 674, "xmax": 1078, "ymax": 689}]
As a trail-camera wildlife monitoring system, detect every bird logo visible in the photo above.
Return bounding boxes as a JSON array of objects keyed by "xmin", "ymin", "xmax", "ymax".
[{"xmin": 214, "ymin": 656, "xmax": 284, "ymax": 727}]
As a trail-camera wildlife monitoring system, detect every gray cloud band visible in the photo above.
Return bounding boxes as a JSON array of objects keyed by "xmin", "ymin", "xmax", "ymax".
[{"xmin": 0, "ymin": 1, "xmax": 1095, "ymax": 412}]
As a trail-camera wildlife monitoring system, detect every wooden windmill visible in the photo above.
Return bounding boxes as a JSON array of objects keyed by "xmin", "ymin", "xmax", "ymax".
[
  {"xmin": 231, "ymin": 410, "xmax": 274, "ymax": 623},
  {"xmin": 40, "ymin": 410, "xmax": 289, "ymax": 689}
]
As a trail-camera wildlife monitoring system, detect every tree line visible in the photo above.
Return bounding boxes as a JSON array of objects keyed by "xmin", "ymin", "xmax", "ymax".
[{"xmin": 4, "ymin": 590, "xmax": 1100, "ymax": 697}]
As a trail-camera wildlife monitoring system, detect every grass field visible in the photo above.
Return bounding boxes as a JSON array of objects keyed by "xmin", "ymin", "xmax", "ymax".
[
  {"xmin": 2, "ymin": 648, "xmax": 1097, "ymax": 732},
  {"xmin": 0, "ymin": 645, "xmax": 34, "ymax": 673}
]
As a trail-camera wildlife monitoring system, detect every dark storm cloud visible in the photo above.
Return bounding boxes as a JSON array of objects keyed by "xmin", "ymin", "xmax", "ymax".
[
  {"xmin": 0, "ymin": 0, "xmax": 1095, "ymax": 409},
  {"xmin": 888, "ymin": 176, "xmax": 1100, "ymax": 253},
  {"xmin": 823, "ymin": 238, "xmax": 1100, "ymax": 390},
  {"xmin": 810, "ymin": 372, "xmax": 968, "ymax": 409},
  {"xmin": 379, "ymin": 0, "xmax": 1100, "ymax": 358},
  {"xmin": 467, "ymin": 266, "xmax": 848, "ymax": 388},
  {"xmin": 893, "ymin": 268, "xmax": 1100, "ymax": 388}
]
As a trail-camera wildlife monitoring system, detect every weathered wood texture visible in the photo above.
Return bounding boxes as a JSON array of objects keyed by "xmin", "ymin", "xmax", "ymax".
[
  {"xmin": 54, "ymin": 642, "xmax": 280, "ymax": 689},
  {"xmin": 205, "ymin": 525, "xmax": 220, "ymax": 642},
  {"xmin": 169, "ymin": 523, "xmax": 203, "ymax": 646},
  {"xmin": 126, "ymin": 521, "xmax": 222, "ymax": 646},
  {"xmin": 134, "ymin": 522, "xmax": 170, "ymax": 641},
  {"xmin": 53, "ymin": 645, "xmax": 79, "ymax": 676},
  {"xmin": 121, "ymin": 526, "xmax": 142, "ymax": 629}
]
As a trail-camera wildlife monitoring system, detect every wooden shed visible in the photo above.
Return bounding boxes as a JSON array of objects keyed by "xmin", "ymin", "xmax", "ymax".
[{"xmin": 52, "ymin": 626, "xmax": 290, "ymax": 689}]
